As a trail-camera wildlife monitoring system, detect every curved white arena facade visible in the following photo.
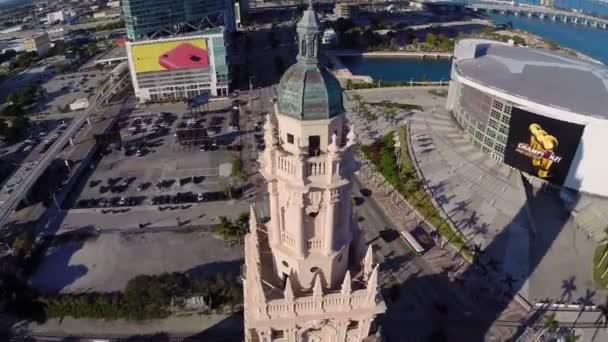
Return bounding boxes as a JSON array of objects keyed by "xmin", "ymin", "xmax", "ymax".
[{"xmin": 446, "ymin": 39, "xmax": 608, "ymax": 196}]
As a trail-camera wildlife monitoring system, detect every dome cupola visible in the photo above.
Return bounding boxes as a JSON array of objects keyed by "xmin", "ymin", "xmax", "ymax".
[{"xmin": 277, "ymin": 0, "xmax": 344, "ymax": 121}]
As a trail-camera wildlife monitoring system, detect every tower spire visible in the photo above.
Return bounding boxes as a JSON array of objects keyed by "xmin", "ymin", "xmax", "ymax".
[
  {"xmin": 249, "ymin": 204, "xmax": 258, "ymax": 243},
  {"xmin": 313, "ymin": 272, "xmax": 323, "ymax": 297},
  {"xmin": 341, "ymin": 271, "xmax": 352, "ymax": 295},
  {"xmin": 296, "ymin": 0, "xmax": 321, "ymax": 63},
  {"xmin": 362, "ymin": 245, "xmax": 374, "ymax": 281},
  {"xmin": 284, "ymin": 276, "xmax": 295, "ymax": 301}
]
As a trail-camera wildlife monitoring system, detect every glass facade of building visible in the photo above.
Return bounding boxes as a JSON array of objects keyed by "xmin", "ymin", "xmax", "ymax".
[
  {"xmin": 122, "ymin": 0, "xmax": 235, "ymax": 39},
  {"xmin": 450, "ymin": 82, "xmax": 513, "ymax": 162}
]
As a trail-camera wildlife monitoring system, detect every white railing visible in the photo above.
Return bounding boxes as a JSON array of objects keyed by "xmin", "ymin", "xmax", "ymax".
[
  {"xmin": 306, "ymin": 240, "xmax": 323, "ymax": 249},
  {"xmin": 281, "ymin": 232, "xmax": 295, "ymax": 247},
  {"xmin": 306, "ymin": 159, "xmax": 327, "ymax": 176},
  {"xmin": 265, "ymin": 288, "xmax": 373, "ymax": 318},
  {"xmin": 277, "ymin": 154, "xmax": 296, "ymax": 176}
]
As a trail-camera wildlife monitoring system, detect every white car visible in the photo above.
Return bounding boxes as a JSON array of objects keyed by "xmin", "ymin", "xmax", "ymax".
[
  {"xmin": 118, "ymin": 197, "xmax": 126, "ymax": 205},
  {"xmin": 23, "ymin": 145, "xmax": 32, "ymax": 152},
  {"xmin": 197, "ymin": 193, "xmax": 204, "ymax": 202}
]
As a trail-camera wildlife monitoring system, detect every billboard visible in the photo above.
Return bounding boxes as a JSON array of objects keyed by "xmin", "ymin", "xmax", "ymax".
[
  {"xmin": 130, "ymin": 38, "xmax": 209, "ymax": 73},
  {"xmin": 504, "ymin": 107, "xmax": 584, "ymax": 185}
]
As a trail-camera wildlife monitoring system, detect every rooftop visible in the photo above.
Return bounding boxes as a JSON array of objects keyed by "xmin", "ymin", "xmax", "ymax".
[{"xmin": 454, "ymin": 39, "xmax": 608, "ymax": 120}]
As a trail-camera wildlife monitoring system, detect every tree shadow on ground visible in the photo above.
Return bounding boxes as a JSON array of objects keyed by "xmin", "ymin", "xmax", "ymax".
[
  {"xmin": 28, "ymin": 236, "xmax": 89, "ymax": 294},
  {"xmin": 185, "ymin": 260, "xmax": 243, "ymax": 281}
]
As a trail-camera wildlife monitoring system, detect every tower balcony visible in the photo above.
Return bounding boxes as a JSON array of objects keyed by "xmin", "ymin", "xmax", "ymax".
[
  {"xmin": 271, "ymin": 148, "xmax": 355, "ymax": 186},
  {"xmin": 265, "ymin": 288, "xmax": 380, "ymax": 318}
]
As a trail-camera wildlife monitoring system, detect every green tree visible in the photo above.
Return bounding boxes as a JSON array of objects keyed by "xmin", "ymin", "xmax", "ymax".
[
  {"xmin": 332, "ymin": 18, "xmax": 355, "ymax": 34},
  {"xmin": 565, "ymin": 331, "xmax": 580, "ymax": 342},
  {"xmin": 1, "ymin": 104, "xmax": 25, "ymax": 117},
  {"xmin": 83, "ymin": 43, "xmax": 99, "ymax": 57},
  {"xmin": 437, "ymin": 34, "xmax": 453, "ymax": 51},
  {"xmin": 11, "ymin": 230, "xmax": 35, "ymax": 259},
  {"xmin": 482, "ymin": 26, "xmax": 495, "ymax": 35},
  {"xmin": 546, "ymin": 39, "xmax": 559, "ymax": 50},
  {"xmin": 425, "ymin": 33, "xmax": 438, "ymax": 47},
  {"xmin": 214, "ymin": 213, "xmax": 249, "ymax": 242},
  {"xmin": 511, "ymin": 35, "xmax": 526, "ymax": 46},
  {"xmin": 124, "ymin": 275, "xmax": 170, "ymax": 320},
  {"xmin": 2, "ymin": 116, "xmax": 30, "ymax": 142},
  {"xmin": 13, "ymin": 51, "xmax": 37, "ymax": 69},
  {"xmin": 544, "ymin": 313, "xmax": 560, "ymax": 334},
  {"xmin": 230, "ymin": 158, "xmax": 247, "ymax": 183}
]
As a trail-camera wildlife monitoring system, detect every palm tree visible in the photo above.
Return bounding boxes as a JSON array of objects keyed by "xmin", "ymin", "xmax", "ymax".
[
  {"xmin": 544, "ymin": 313, "xmax": 560, "ymax": 335},
  {"xmin": 565, "ymin": 330, "xmax": 580, "ymax": 342}
]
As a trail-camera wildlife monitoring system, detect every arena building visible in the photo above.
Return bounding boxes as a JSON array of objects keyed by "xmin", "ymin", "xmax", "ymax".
[
  {"xmin": 126, "ymin": 28, "xmax": 230, "ymax": 103},
  {"xmin": 446, "ymin": 39, "xmax": 608, "ymax": 197}
]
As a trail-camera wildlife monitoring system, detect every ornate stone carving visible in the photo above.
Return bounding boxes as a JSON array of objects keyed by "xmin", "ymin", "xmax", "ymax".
[
  {"xmin": 291, "ymin": 191, "xmax": 304, "ymax": 208},
  {"xmin": 306, "ymin": 191, "xmax": 323, "ymax": 215},
  {"xmin": 303, "ymin": 319, "xmax": 328, "ymax": 331}
]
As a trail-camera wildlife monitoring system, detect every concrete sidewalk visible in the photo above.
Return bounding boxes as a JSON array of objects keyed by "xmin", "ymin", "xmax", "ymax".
[{"xmin": 23, "ymin": 313, "xmax": 243, "ymax": 340}]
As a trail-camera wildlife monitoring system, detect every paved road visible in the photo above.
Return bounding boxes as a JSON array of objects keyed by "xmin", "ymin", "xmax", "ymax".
[{"xmin": 352, "ymin": 175, "xmax": 528, "ymax": 341}]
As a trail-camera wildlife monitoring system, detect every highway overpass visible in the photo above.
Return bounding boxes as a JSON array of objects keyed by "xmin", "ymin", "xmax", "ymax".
[{"xmin": 0, "ymin": 73, "xmax": 130, "ymax": 229}]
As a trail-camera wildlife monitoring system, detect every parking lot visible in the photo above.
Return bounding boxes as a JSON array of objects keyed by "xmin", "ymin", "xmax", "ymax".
[
  {"xmin": 30, "ymin": 230, "xmax": 244, "ymax": 293},
  {"xmin": 72, "ymin": 100, "xmax": 248, "ymax": 209},
  {"xmin": 35, "ymin": 69, "xmax": 107, "ymax": 115}
]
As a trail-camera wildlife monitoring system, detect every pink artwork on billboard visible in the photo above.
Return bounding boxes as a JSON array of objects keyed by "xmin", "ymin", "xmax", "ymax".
[{"xmin": 158, "ymin": 43, "xmax": 209, "ymax": 70}]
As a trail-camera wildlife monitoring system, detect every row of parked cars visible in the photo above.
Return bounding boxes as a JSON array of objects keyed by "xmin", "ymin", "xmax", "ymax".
[
  {"xmin": 77, "ymin": 196, "xmax": 146, "ymax": 208},
  {"xmin": 76, "ymin": 189, "xmax": 231, "ymax": 208},
  {"xmin": 151, "ymin": 192, "xmax": 204, "ymax": 205}
]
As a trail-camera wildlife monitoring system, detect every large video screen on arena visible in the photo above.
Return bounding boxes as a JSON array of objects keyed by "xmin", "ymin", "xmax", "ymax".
[
  {"xmin": 130, "ymin": 38, "xmax": 209, "ymax": 73},
  {"xmin": 504, "ymin": 107, "xmax": 584, "ymax": 185}
]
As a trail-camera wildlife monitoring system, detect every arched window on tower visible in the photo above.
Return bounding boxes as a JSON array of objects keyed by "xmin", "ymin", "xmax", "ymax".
[
  {"xmin": 301, "ymin": 39, "xmax": 307, "ymax": 56},
  {"xmin": 281, "ymin": 207, "xmax": 286, "ymax": 232},
  {"xmin": 308, "ymin": 37, "xmax": 314, "ymax": 58}
]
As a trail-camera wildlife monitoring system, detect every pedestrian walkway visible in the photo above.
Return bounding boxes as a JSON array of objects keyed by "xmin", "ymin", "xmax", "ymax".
[
  {"xmin": 408, "ymin": 109, "xmax": 533, "ymax": 301},
  {"xmin": 24, "ymin": 313, "xmax": 243, "ymax": 340},
  {"xmin": 355, "ymin": 168, "xmax": 529, "ymax": 341}
]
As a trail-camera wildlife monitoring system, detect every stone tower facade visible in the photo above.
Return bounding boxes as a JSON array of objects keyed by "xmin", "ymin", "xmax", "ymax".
[{"xmin": 242, "ymin": 3, "xmax": 385, "ymax": 342}]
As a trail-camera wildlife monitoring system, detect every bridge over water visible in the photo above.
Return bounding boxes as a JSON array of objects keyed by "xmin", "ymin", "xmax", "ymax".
[
  {"xmin": 469, "ymin": 2, "xmax": 608, "ymax": 29},
  {"xmin": 248, "ymin": 0, "xmax": 608, "ymax": 29}
]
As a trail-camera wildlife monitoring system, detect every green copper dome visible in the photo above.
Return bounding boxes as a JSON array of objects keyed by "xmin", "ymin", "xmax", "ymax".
[{"xmin": 276, "ymin": 2, "xmax": 344, "ymax": 121}]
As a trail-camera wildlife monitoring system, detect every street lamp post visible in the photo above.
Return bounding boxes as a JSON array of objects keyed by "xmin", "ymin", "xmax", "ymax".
[{"xmin": 248, "ymin": 75, "xmax": 255, "ymax": 107}]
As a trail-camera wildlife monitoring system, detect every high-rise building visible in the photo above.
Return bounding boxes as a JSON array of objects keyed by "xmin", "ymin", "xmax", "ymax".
[
  {"xmin": 23, "ymin": 32, "xmax": 51, "ymax": 57},
  {"xmin": 242, "ymin": 4, "xmax": 385, "ymax": 341},
  {"xmin": 122, "ymin": 0, "xmax": 235, "ymax": 40}
]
